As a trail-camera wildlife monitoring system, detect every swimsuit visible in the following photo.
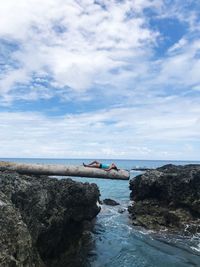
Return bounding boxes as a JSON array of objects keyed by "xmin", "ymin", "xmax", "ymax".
[{"xmin": 100, "ymin": 163, "xmax": 110, "ymax": 169}]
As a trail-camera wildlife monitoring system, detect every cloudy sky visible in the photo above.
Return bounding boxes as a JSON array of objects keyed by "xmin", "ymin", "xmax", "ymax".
[{"xmin": 0, "ymin": 0, "xmax": 200, "ymax": 160}]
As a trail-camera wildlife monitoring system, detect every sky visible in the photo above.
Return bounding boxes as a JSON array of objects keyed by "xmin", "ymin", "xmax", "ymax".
[{"xmin": 0, "ymin": 0, "xmax": 200, "ymax": 160}]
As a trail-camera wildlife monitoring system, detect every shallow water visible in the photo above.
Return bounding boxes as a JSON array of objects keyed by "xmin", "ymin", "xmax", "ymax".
[
  {"xmin": 2, "ymin": 158, "xmax": 200, "ymax": 266},
  {"xmin": 73, "ymin": 174, "xmax": 200, "ymax": 267}
]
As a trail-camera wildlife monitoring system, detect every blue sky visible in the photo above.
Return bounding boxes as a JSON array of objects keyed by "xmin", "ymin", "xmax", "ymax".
[{"xmin": 0, "ymin": 0, "xmax": 200, "ymax": 160}]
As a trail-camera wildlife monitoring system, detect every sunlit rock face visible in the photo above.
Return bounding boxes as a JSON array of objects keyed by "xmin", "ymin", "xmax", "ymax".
[
  {"xmin": 0, "ymin": 171, "xmax": 100, "ymax": 267},
  {"xmin": 129, "ymin": 164, "xmax": 200, "ymax": 233}
]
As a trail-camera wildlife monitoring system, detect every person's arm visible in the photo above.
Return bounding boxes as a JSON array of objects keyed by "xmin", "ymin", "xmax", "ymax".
[
  {"xmin": 105, "ymin": 163, "xmax": 119, "ymax": 171},
  {"xmin": 104, "ymin": 166, "xmax": 115, "ymax": 171}
]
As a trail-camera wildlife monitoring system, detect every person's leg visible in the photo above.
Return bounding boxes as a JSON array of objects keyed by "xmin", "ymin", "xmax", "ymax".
[
  {"xmin": 88, "ymin": 160, "xmax": 100, "ymax": 166},
  {"xmin": 83, "ymin": 161, "xmax": 101, "ymax": 168}
]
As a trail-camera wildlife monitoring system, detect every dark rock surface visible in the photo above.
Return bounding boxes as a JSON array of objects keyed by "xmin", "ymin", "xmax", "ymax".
[
  {"xmin": 118, "ymin": 207, "xmax": 126, "ymax": 214},
  {"xmin": 0, "ymin": 170, "xmax": 100, "ymax": 267},
  {"xmin": 103, "ymin": 198, "xmax": 120, "ymax": 206},
  {"xmin": 128, "ymin": 164, "xmax": 200, "ymax": 233}
]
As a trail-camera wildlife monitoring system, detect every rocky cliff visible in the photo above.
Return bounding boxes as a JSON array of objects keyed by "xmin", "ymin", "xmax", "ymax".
[
  {"xmin": 128, "ymin": 164, "xmax": 200, "ymax": 233},
  {"xmin": 0, "ymin": 170, "xmax": 100, "ymax": 267}
]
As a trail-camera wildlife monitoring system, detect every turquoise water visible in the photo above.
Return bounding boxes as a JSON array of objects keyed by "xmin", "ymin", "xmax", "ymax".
[{"xmin": 1, "ymin": 158, "xmax": 200, "ymax": 266}]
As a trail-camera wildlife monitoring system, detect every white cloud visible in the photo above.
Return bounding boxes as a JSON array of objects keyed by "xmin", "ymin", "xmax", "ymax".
[
  {"xmin": 0, "ymin": 93, "xmax": 199, "ymax": 160},
  {"xmin": 156, "ymin": 39, "xmax": 200, "ymax": 88},
  {"xmin": 0, "ymin": 0, "xmax": 159, "ymax": 100},
  {"xmin": 0, "ymin": 0, "xmax": 199, "ymax": 103},
  {"xmin": 0, "ymin": 0, "xmax": 200, "ymax": 160},
  {"xmin": 0, "ymin": 0, "xmax": 200, "ymax": 102}
]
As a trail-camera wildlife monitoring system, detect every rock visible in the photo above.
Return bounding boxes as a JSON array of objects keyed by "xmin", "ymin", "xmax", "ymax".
[
  {"xmin": 0, "ymin": 191, "xmax": 44, "ymax": 267},
  {"xmin": 103, "ymin": 198, "xmax": 120, "ymax": 206},
  {"xmin": 128, "ymin": 164, "xmax": 200, "ymax": 233},
  {"xmin": 0, "ymin": 170, "xmax": 100, "ymax": 267},
  {"xmin": 118, "ymin": 207, "xmax": 126, "ymax": 214}
]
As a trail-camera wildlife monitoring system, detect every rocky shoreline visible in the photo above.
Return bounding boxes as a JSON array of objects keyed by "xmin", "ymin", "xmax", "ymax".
[
  {"xmin": 0, "ymin": 170, "xmax": 100, "ymax": 267},
  {"xmin": 1, "ymin": 163, "xmax": 200, "ymax": 266},
  {"xmin": 128, "ymin": 164, "xmax": 200, "ymax": 234}
]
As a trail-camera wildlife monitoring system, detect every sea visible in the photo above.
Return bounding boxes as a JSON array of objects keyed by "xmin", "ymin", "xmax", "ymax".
[{"xmin": 1, "ymin": 158, "xmax": 200, "ymax": 267}]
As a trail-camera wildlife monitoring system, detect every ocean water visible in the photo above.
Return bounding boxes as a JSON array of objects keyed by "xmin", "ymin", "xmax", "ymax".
[{"xmin": 1, "ymin": 158, "xmax": 200, "ymax": 267}]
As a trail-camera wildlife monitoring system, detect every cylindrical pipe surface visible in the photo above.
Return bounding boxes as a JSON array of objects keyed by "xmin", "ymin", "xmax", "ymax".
[{"xmin": 0, "ymin": 161, "xmax": 130, "ymax": 180}]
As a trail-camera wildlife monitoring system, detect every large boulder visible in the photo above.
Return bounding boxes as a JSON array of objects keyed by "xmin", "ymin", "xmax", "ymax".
[
  {"xmin": 128, "ymin": 164, "xmax": 200, "ymax": 233},
  {"xmin": 0, "ymin": 170, "xmax": 100, "ymax": 267}
]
